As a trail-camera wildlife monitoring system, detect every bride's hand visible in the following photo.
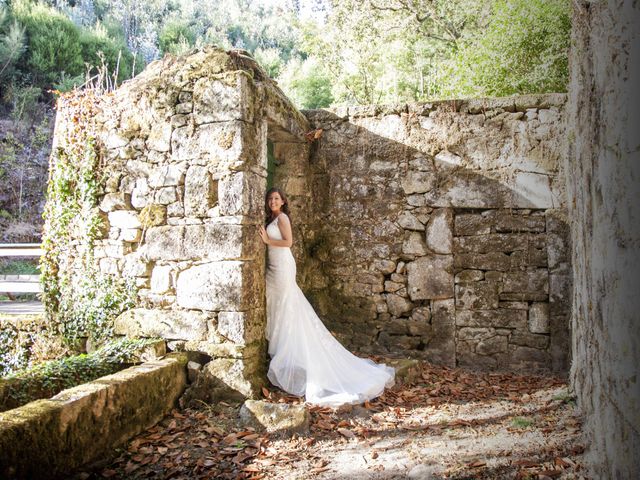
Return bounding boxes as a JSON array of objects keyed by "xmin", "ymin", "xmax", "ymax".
[{"xmin": 258, "ymin": 225, "xmax": 270, "ymax": 245}]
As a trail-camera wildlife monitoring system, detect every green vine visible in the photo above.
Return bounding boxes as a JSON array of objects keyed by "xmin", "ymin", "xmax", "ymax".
[
  {"xmin": 41, "ymin": 89, "xmax": 136, "ymax": 347},
  {"xmin": 0, "ymin": 337, "xmax": 161, "ymax": 410}
]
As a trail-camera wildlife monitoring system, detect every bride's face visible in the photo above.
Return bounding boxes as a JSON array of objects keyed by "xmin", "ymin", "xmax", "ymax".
[{"xmin": 267, "ymin": 192, "xmax": 285, "ymax": 213}]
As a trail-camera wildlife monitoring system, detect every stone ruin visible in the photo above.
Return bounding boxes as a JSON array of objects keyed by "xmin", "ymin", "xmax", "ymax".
[{"xmin": 46, "ymin": 46, "xmax": 571, "ymax": 399}]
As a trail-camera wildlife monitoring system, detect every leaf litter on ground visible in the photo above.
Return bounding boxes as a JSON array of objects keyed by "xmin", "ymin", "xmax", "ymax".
[{"xmin": 68, "ymin": 360, "xmax": 589, "ymax": 480}]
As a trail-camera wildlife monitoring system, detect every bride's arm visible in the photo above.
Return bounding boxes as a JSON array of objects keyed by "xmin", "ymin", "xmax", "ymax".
[
  {"xmin": 272, "ymin": 214, "xmax": 293, "ymax": 247},
  {"xmin": 258, "ymin": 214, "xmax": 293, "ymax": 247}
]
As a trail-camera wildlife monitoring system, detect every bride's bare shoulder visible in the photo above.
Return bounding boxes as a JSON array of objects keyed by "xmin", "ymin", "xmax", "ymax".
[{"xmin": 277, "ymin": 213, "xmax": 290, "ymax": 223}]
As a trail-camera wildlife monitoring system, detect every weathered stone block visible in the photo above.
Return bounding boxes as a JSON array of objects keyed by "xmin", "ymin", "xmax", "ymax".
[
  {"xmin": 147, "ymin": 121, "xmax": 172, "ymax": 152},
  {"xmin": 510, "ymin": 248, "xmax": 548, "ymax": 268},
  {"xmin": 454, "ymin": 213, "xmax": 492, "ymax": 235},
  {"xmin": 454, "ymin": 252, "xmax": 511, "ymax": 271},
  {"xmin": 411, "ymin": 306, "xmax": 431, "ymax": 323},
  {"xmin": 549, "ymin": 273, "xmax": 570, "ymax": 316},
  {"xmin": 180, "ymin": 357, "xmax": 263, "ymax": 407},
  {"xmin": 218, "ymin": 310, "xmax": 263, "ymax": 345},
  {"xmin": 386, "ymin": 294, "xmax": 413, "ymax": 317},
  {"xmin": 528, "ymin": 302, "xmax": 550, "ymax": 334},
  {"xmin": 458, "ymin": 327, "xmax": 496, "ymax": 342},
  {"xmin": 456, "ymin": 309, "xmax": 527, "ymax": 329},
  {"xmin": 108, "ymin": 210, "xmax": 141, "ymax": 229},
  {"xmin": 193, "ymin": 74, "xmax": 254, "ymax": 124},
  {"xmin": 148, "ymin": 163, "xmax": 186, "ymax": 187},
  {"xmin": 407, "ymin": 255, "xmax": 454, "ymax": 300},
  {"xmin": 155, "ymin": 186, "xmax": 177, "ymax": 205},
  {"xmin": 121, "ymin": 252, "xmax": 152, "ymax": 277},
  {"xmin": 454, "ymin": 233, "xmax": 539, "ymax": 254},
  {"xmin": 114, "ymin": 308, "xmax": 209, "ymax": 340},
  {"xmin": 455, "ymin": 270, "xmax": 484, "ymax": 283},
  {"xmin": 99, "ymin": 192, "xmax": 131, "ymax": 212},
  {"xmin": 119, "ymin": 228, "xmax": 141, "ymax": 242},
  {"xmin": 142, "ymin": 226, "xmax": 185, "ymax": 261},
  {"xmin": 131, "ymin": 178, "xmax": 150, "ymax": 209},
  {"xmin": 176, "ymin": 261, "xmax": 256, "ymax": 310},
  {"xmin": 509, "ymin": 332, "xmax": 550, "ymax": 349},
  {"xmin": 139, "ymin": 204, "xmax": 166, "ymax": 228},
  {"xmin": 402, "ymin": 231, "xmax": 427, "ymax": 255},
  {"xmin": 425, "ymin": 208, "xmax": 453, "ymax": 254},
  {"xmin": 240, "ymin": 400, "xmax": 309, "ymax": 435},
  {"xmin": 494, "ymin": 212, "xmax": 545, "ymax": 232},
  {"xmin": 401, "ymin": 171, "xmax": 436, "ymax": 194},
  {"xmin": 150, "ymin": 265, "xmax": 173, "ymax": 293},
  {"xmin": 184, "ymin": 166, "xmax": 216, "ymax": 217},
  {"xmin": 500, "ymin": 292, "xmax": 548, "ymax": 302},
  {"xmin": 455, "ymin": 281, "xmax": 499, "ymax": 310},
  {"xmin": 397, "ymin": 212, "xmax": 424, "ymax": 231},
  {"xmin": 219, "ymin": 171, "xmax": 263, "ymax": 217},
  {"xmin": 502, "ymin": 270, "xmax": 548, "ymax": 293},
  {"xmin": 476, "ymin": 335, "xmax": 508, "ymax": 355}
]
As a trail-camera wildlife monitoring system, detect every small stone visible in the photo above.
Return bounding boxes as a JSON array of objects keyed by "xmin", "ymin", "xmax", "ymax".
[
  {"xmin": 372, "ymin": 259, "xmax": 396, "ymax": 274},
  {"xmin": 120, "ymin": 228, "xmax": 142, "ymax": 242},
  {"xmin": 386, "ymin": 294, "xmax": 413, "ymax": 316},
  {"xmin": 108, "ymin": 210, "xmax": 142, "ymax": 229},
  {"xmin": 397, "ymin": 212, "xmax": 424, "ymax": 231},
  {"xmin": 99, "ymin": 192, "xmax": 130, "ymax": 212},
  {"xmin": 139, "ymin": 204, "xmax": 167, "ymax": 228},
  {"xmin": 156, "ymin": 187, "xmax": 177, "ymax": 205},
  {"xmin": 455, "ymin": 270, "xmax": 484, "ymax": 283},
  {"xmin": 240, "ymin": 400, "xmax": 309, "ymax": 435},
  {"xmin": 403, "ymin": 232, "xmax": 427, "ymax": 255},
  {"xmin": 401, "ymin": 171, "xmax": 436, "ymax": 194}
]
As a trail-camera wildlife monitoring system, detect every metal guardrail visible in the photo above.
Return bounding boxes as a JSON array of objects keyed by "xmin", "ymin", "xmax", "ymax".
[{"xmin": 0, "ymin": 243, "xmax": 42, "ymax": 294}]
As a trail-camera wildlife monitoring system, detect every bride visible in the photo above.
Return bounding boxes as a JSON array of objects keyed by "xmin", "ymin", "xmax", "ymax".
[{"xmin": 258, "ymin": 187, "xmax": 395, "ymax": 407}]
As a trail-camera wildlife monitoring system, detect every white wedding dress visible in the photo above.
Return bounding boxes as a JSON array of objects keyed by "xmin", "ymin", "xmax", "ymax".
[{"xmin": 265, "ymin": 213, "xmax": 395, "ymax": 407}]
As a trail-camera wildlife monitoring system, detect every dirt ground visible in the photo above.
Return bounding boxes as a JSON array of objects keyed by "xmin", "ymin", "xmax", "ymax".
[{"xmin": 70, "ymin": 361, "xmax": 588, "ymax": 480}]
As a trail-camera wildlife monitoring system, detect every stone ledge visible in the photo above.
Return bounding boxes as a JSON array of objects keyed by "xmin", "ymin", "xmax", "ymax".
[{"xmin": 0, "ymin": 353, "xmax": 188, "ymax": 480}]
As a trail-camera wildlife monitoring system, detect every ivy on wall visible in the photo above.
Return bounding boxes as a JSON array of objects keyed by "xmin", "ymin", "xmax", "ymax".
[{"xmin": 40, "ymin": 89, "xmax": 136, "ymax": 347}]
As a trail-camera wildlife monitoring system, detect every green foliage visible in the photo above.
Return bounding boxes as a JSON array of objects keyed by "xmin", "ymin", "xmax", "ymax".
[
  {"xmin": 159, "ymin": 19, "xmax": 196, "ymax": 56},
  {"xmin": 1, "ymin": 337, "xmax": 162, "ymax": 408},
  {"xmin": 0, "ymin": 259, "xmax": 39, "ymax": 275},
  {"xmin": 0, "ymin": 324, "xmax": 29, "ymax": 376},
  {"xmin": 438, "ymin": 0, "xmax": 571, "ymax": 97},
  {"xmin": 79, "ymin": 24, "xmax": 137, "ymax": 81},
  {"xmin": 41, "ymin": 89, "xmax": 137, "ymax": 346},
  {"xmin": 511, "ymin": 416, "xmax": 535, "ymax": 428},
  {"xmin": 314, "ymin": 0, "xmax": 487, "ymax": 105},
  {"xmin": 0, "ymin": 5, "xmax": 26, "ymax": 83},
  {"xmin": 277, "ymin": 56, "xmax": 333, "ymax": 109},
  {"xmin": 8, "ymin": 85, "xmax": 41, "ymax": 122},
  {"xmin": 11, "ymin": 0, "xmax": 84, "ymax": 86}
]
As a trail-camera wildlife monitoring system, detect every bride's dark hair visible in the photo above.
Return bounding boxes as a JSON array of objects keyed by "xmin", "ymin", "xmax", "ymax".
[{"xmin": 264, "ymin": 187, "xmax": 291, "ymax": 225}]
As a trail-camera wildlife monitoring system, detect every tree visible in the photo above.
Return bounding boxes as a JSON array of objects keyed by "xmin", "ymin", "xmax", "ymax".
[
  {"xmin": 11, "ymin": 0, "xmax": 84, "ymax": 86},
  {"xmin": 438, "ymin": 0, "xmax": 570, "ymax": 97},
  {"xmin": 0, "ymin": 6, "xmax": 26, "ymax": 84}
]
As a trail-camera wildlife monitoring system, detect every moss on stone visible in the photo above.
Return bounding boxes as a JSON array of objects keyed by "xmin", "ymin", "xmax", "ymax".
[{"xmin": 138, "ymin": 204, "xmax": 167, "ymax": 228}]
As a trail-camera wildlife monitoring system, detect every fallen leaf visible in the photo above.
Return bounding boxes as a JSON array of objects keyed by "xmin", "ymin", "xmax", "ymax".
[{"xmin": 337, "ymin": 428, "xmax": 355, "ymax": 439}]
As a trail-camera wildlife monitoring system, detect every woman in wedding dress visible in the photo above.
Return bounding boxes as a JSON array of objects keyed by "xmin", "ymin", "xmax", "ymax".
[{"xmin": 258, "ymin": 187, "xmax": 395, "ymax": 408}]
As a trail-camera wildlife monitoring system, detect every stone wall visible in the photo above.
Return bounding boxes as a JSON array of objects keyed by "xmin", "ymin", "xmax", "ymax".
[
  {"xmin": 46, "ymin": 47, "xmax": 309, "ymax": 399},
  {"xmin": 299, "ymin": 95, "xmax": 570, "ymax": 373},
  {"xmin": 567, "ymin": 1, "xmax": 640, "ymax": 477}
]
